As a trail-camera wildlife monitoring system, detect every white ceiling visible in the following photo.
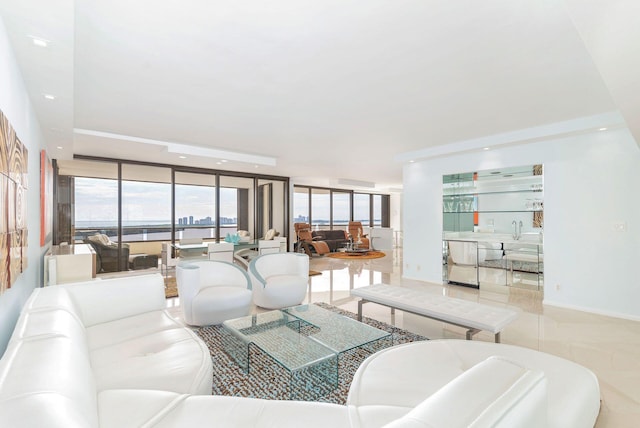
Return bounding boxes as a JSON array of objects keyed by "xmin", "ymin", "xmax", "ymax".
[{"xmin": 0, "ymin": 0, "xmax": 638, "ymax": 191}]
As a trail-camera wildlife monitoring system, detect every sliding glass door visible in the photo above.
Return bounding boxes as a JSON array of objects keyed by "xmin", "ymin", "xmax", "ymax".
[
  {"xmin": 56, "ymin": 157, "xmax": 289, "ymax": 273},
  {"xmin": 174, "ymin": 172, "xmax": 216, "ymax": 241},
  {"xmin": 219, "ymin": 175, "xmax": 253, "ymax": 239},
  {"xmin": 121, "ymin": 164, "xmax": 172, "ymax": 243}
]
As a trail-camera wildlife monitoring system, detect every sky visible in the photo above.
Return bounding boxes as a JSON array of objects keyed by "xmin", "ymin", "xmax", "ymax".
[
  {"xmin": 75, "ymin": 177, "xmax": 381, "ymax": 226},
  {"xmin": 74, "ymin": 177, "xmax": 240, "ymax": 224}
]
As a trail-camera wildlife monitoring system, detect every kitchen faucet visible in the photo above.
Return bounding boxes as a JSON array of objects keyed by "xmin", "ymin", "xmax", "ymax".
[{"xmin": 512, "ymin": 220, "xmax": 523, "ymax": 240}]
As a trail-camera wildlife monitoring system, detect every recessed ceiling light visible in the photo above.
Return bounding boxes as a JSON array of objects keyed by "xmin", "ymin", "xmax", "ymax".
[
  {"xmin": 409, "ymin": 160, "xmax": 415, "ymax": 163},
  {"xmin": 599, "ymin": 127, "xmax": 607, "ymax": 131},
  {"xmin": 254, "ymin": 165, "xmax": 259, "ymax": 168},
  {"xmin": 178, "ymin": 155, "xmax": 187, "ymax": 159},
  {"xmin": 483, "ymin": 147, "xmax": 490, "ymax": 151},
  {"xmin": 30, "ymin": 36, "xmax": 49, "ymax": 47},
  {"xmin": 56, "ymin": 146, "xmax": 63, "ymax": 150},
  {"xmin": 43, "ymin": 94, "xmax": 55, "ymax": 100},
  {"xmin": 216, "ymin": 161, "xmax": 222, "ymax": 165},
  {"xmin": 221, "ymin": 159, "xmax": 228, "ymax": 163}
]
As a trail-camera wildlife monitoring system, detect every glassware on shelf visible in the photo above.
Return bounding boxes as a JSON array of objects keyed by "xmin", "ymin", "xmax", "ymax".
[
  {"xmin": 525, "ymin": 199, "xmax": 544, "ymax": 211},
  {"xmin": 444, "ymin": 198, "xmax": 454, "ymax": 212},
  {"xmin": 462, "ymin": 198, "xmax": 474, "ymax": 212}
]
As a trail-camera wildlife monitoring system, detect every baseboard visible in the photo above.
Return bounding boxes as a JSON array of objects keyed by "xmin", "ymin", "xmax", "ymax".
[{"xmin": 543, "ymin": 300, "xmax": 640, "ymax": 322}]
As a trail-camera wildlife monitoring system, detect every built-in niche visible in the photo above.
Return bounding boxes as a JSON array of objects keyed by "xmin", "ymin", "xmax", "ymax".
[{"xmin": 442, "ymin": 165, "xmax": 544, "ymax": 289}]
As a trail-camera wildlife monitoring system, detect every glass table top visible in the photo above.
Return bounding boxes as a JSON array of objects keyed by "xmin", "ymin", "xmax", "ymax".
[
  {"xmin": 222, "ymin": 304, "xmax": 391, "ymax": 371},
  {"xmin": 222, "ymin": 310, "xmax": 336, "ymax": 372},
  {"xmin": 283, "ymin": 304, "xmax": 391, "ymax": 354}
]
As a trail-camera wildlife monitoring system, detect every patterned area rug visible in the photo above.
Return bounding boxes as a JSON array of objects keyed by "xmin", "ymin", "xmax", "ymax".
[
  {"xmin": 194, "ymin": 303, "xmax": 427, "ymax": 404},
  {"xmin": 164, "ymin": 277, "xmax": 178, "ymax": 298},
  {"xmin": 326, "ymin": 250, "xmax": 386, "ymax": 260}
]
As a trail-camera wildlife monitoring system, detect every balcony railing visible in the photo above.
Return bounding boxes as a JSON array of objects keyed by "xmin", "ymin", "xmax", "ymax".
[{"xmin": 74, "ymin": 224, "xmax": 240, "ymax": 243}]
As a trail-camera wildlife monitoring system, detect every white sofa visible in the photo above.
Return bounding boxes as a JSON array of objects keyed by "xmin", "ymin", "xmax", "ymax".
[
  {"xmin": 0, "ymin": 273, "xmax": 600, "ymax": 427},
  {"xmin": 0, "ymin": 273, "xmax": 349, "ymax": 428},
  {"xmin": 348, "ymin": 340, "xmax": 601, "ymax": 428}
]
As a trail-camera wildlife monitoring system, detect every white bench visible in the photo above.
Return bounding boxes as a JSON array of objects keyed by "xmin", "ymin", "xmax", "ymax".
[{"xmin": 350, "ymin": 284, "xmax": 518, "ymax": 343}]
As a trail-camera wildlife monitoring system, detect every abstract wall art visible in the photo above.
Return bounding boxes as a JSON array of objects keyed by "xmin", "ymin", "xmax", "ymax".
[
  {"xmin": 0, "ymin": 109, "xmax": 28, "ymax": 294},
  {"xmin": 40, "ymin": 150, "xmax": 52, "ymax": 246}
]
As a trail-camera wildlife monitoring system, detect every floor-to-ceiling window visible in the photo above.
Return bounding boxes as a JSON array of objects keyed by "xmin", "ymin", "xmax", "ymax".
[
  {"xmin": 353, "ymin": 193, "xmax": 371, "ymax": 226},
  {"xmin": 258, "ymin": 178, "xmax": 286, "ymax": 239},
  {"xmin": 311, "ymin": 188, "xmax": 330, "ymax": 231},
  {"xmin": 293, "ymin": 187, "xmax": 310, "ymax": 224},
  {"xmin": 219, "ymin": 175, "xmax": 254, "ymax": 238},
  {"xmin": 332, "ymin": 191, "xmax": 350, "ymax": 231},
  {"xmin": 61, "ymin": 160, "xmax": 119, "ymax": 242},
  {"xmin": 293, "ymin": 186, "xmax": 390, "ymax": 231},
  {"xmin": 55, "ymin": 157, "xmax": 288, "ymax": 271},
  {"xmin": 74, "ymin": 176, "xmax": 118, "ymax": 239},
  {"xmin": 174, "ymin": 171, "xmax": 216, "ymax": 241},
  {"xmin": 122, "ymin": 164, "xmax": 172, "ymax": 242},
  {"xmin": 372, "ymin": 194, "xmax": 382, "ymax": 227}
]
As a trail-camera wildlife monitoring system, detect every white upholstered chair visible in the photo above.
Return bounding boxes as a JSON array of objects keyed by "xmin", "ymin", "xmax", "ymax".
[
  {"xmin": 176, "ymin": 260, "xmax": 252, "ymax": 326},
  {"xmin": 233, "ymin": 239, "xmax": 287, "ymax": 268},
  {"xmin": 208, "ymin": 242, "xmax": 234, "ymax": 262},
  {"xmin": 248, "ymin": 253, "xmax": 309, "ymax": 309}
]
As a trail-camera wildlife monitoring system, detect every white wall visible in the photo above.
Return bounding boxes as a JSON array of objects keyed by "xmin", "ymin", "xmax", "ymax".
[
  {"xmin": 403, "ymin": 128, "xmax": 640, "ymax": 320},
  {"xmin": 0, "ymin": 17, "xmax": 47, "ymax": 355},
  {"xmin": 390, "ymin": 192, "xmax": 402, "ymax": 240}
]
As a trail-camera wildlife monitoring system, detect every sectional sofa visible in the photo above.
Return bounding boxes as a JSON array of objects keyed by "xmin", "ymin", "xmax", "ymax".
[
  {"xmin": 312, "ymin": 229, "xmax": 349, "ymax": 252},
  {"xmin": 0, "ymin": 273, "xmax": 600, "ymax": 427}
]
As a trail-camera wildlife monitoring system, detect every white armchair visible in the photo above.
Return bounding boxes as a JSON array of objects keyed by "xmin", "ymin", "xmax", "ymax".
[
  {"xmin": 248, "ymin": 253, "xmax": 309, "ymax": 309},
  {"xmin": 176, "ymin": 260, "xmax": 253, "ymax": 326}
]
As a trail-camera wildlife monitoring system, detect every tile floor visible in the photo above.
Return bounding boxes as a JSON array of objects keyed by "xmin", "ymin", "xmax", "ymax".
[{"xmin": 164, "ymin": 249, "xmax": 640, "ymax": 427}]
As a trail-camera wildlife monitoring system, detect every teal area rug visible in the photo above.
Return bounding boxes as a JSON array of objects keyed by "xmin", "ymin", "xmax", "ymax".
[{"xmin": 194, "ymin": 303, "xmax": 427, "ymax": 404}]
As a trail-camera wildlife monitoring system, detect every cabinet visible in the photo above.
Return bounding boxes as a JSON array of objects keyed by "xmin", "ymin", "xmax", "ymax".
[
  {"xmin": 45, "ymin": 244, "xmax": 96, "ymax": 286},
  {"xmin": 442, "ymin": 165, "xmax": 544, "ymax": 289}
]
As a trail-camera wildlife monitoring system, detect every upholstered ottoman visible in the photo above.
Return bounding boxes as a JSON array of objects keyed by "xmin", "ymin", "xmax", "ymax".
[{"xmin": 129, "ymin": 253, "xmax": 159, "ymax": 270}]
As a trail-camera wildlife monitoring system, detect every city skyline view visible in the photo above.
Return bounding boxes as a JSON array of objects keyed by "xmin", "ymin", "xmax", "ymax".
[
  {"xmin": 74, "ymin": 177, "xmax": 242, "ymax": 225},
  {"xmin": 74, "ymin": 177, "xmax": 383, "ymax": 229}
]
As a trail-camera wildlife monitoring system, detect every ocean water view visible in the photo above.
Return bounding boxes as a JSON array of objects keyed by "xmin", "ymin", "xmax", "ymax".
[{"xmin": 74, "ymin": 221, "xmax": 240, "ymax": 242}]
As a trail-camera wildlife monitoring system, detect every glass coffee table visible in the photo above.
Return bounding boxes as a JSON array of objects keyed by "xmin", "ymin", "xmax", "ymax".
[{"xmin": 222, "ymin": 304, "xmax": 391, "ymax": 400}]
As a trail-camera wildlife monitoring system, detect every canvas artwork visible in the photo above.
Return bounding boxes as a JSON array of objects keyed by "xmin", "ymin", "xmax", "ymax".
[
  {"xmin": 0, "ymin": 110, "xmax": 28, "ymax": 294},
  {"xmin": 40, "ymin": 150, "xmax": 53, "ymax": 246},
  {"xmin": 533, "ymin": 164, "xmax": 543, "ymax": 228}
]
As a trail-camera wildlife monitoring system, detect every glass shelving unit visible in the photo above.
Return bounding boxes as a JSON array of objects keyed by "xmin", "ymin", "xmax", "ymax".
[{"xmin": 442, "ymin": 165, "xmax": 544, "ymax": 289}]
